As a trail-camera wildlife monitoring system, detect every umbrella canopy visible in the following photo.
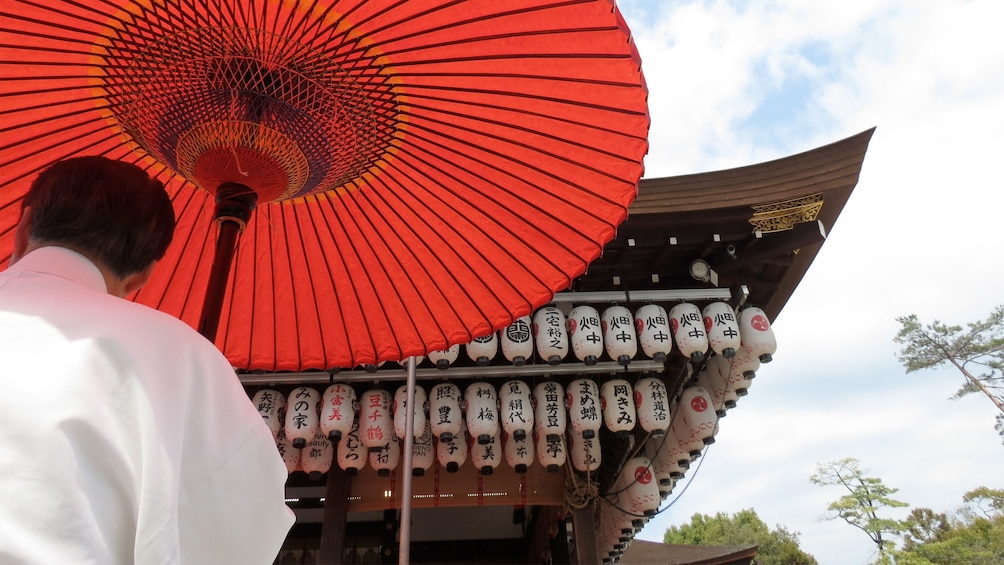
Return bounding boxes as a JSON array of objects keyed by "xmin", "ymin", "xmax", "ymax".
[{"xmin": 0, "ymin": 0, "xmax": 649, "ymax": 371}]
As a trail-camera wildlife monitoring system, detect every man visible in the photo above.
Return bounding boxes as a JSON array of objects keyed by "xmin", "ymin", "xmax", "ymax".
[{"xmin": 0, "ymin": 157, "xmax": 294, "ymax": 563}]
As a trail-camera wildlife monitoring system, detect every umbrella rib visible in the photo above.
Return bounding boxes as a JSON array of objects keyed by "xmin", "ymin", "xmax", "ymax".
[{"xmin": 403, "ymin": 82, "xmax": 647, "ymax": 116}]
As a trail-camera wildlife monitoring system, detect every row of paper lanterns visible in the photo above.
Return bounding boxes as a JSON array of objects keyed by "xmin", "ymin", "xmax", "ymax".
[
  {"xmin": 595, "ymin": 340, "xmax": 771, "ymax": 562},
  {"xmin": 367, "ymin": 302, "xmax": 776, "ymax": 370},
  {"xmin": 254, "ymin": 360, "xmax": 752, "ymax": 478}
]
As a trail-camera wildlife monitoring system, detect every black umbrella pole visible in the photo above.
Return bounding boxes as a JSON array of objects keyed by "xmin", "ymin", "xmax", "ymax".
[{"xmin": 197, "ymin": 183, "xmax": 258, "ymax": 342}]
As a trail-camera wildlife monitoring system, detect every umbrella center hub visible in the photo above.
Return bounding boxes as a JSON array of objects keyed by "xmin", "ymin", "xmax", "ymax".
[{"xmin": 95, "ymin": 17, "xmax": 400, "ymax": 203}]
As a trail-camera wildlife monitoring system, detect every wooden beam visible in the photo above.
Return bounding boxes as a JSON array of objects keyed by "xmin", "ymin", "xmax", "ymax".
[
  {"xmin": 571, "ymin": 506, "xmax": 599, "ymax": 565},
  {"xmin": 317, "ymin": 467, "xmax": 351, "ymax": 564}
]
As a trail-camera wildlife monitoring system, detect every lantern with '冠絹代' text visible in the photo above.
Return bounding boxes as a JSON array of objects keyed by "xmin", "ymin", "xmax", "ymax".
[
  {"xmin": 499, "ymin": 315, "xmax": 534, "ymax": 366},
  {"xmin": 602, "ymin": 305, "xmax": 638, "ymax": 366},
  {"xmin": 428, "ymin": 382, "xmax": 462, "ymax": 442},
  {"xmin": 336, "ymin": 417, "xmax": 366, "ymax": 476},
  {"xmin": 567, "ymin": 304, "xmax": 603, "ymax": 365},
  {"xmin": 533, "ymin": 306, "xmax": 568, "ymax": 365},
  {"xmin": 465, "ymin": 381, "xmax": 499, "ymax": 445},
  {"xmin": 320, "ymin": 383, "xmax": 356, "ymax": 442},
  {"xmin": 634, "ymin": 303, "xmax": 672, "ymax": 362},
  {"xmin": 738, "ymin": 305, "xmax": 777, "ymax": 363},
  {"xmin": 633, "ymin": 377, "xmax": 670, "ymax": 436},
  {"xmin": 359, "ymin": 389, "xmax": 393, "ymax": 452},
  {"xmin": 466, "ymin": 332, "xmax": 498, "ymax": 366},
  {"xmin": 600, "ymin": 378, "xmax": 636, "ymax": 439},
  {"xmin": 427, "ymin": 344, "xmax": 460, "ymax": 369},
  {"xmin": 669, "ymin": 302, "xmax": 708, "ymax": 363},
  {"xmin": 702, "ymin": 302, "xmax": 741, "ymax": 358},
  {"xmin": 567, "ymin": 378, "xmax": 602, "ymax": 440},
  {"xmin": 499, "ymin": 379, "xmax": 534, "ymax": 441},
  {"xmin": 394, "ymin": 383, "xmax": 428, "ymax": 441},
  {"xmin": 285, "ymin": 386, "xmax": 320, "ymax": 448},
  {"xmin": 252, "ymin": 389, "xmax": 286, "ymax": 441}
]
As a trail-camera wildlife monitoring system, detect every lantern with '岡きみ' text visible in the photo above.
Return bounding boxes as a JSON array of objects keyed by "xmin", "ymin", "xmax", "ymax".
[{"xmin": 601, "ymin": 378, "xmax": 636, "ymax": 439}]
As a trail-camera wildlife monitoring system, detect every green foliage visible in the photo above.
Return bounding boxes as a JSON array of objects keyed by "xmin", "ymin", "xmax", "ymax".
[
  {"xmin": 891, "ymin": 487, "xmax": 1004, "ymax": 565},
  {"xmin": 663, "ymin": 508, "xmax": 818, "ymax": 565},
  {"xmin": 894, "ymin": 305, "xmax": 1004, "ymax": 443},
  {"xmin": 809, "ymin": 458, "xmax": 908, "ymax": 554}
]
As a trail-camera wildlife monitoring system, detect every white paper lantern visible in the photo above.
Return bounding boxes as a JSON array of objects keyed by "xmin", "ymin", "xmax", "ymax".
[
  {"xmin": 533, "ymin": 380, "xmax": 566, "ymax": 442},
  {"xmin": 696, "ymin": 354, "xmax": 731, "ymax": 416},
  {"xmin": 428, "ymin": 382, "xmax": 463, "ymax": 442},
  {"xmin": 600, "ymin": 378, "xmax": 637, "ymax": 439},
  {"xmin": 470, "ymin": 429, "xmax": 502, "ymax": 475},
  {"xmin": 320, "ymin": 383, "xmax": 357, "ymax": 442},
  {"xmin": 567, "ymin": 304, "xmax": 603, "ymax": 365},
  {"xmin": 669, "ymin": 302, "xmax": 709, "ymax": 363},
  {"xmin": 437, "ymin": 418, "xmax": 468, "ymax": 473},
  {"xmin": 285, "ymin": 386, "xmax": 320, "ymax": 448},
  {"xmin": 498, "ymin": 380, "xmax": 534, "ymax": 441},
  {"xmin": 643, "ymin": 435, "xmax": 681, "ymax": 490},
  {"xmin": 499, "ymin": 315, "xmax": 534, "ymax": 366},
  {"xmin": 674, "ymin": 385, "xmax": 718, "ymax": 457},
  {"xmin": 614, "ymin": 456, "xmax": 661, "ymax": 517},
  {"xmin": 394, "ymin": 384, "xmax": 428, "ymax": 441},
  {"xmin": 634, "ymin": 304, "xmax": 673, "ymax": 362},
  {"xmin": 276, "ymin": 428, "xmax": 301, "ymax": 475},
  {"xmin": 503, "ymin": 429, "xmax": 535, "ymax": 474},
  {"xmin": 465, "ymin": 333, "xmax": 498, "ymax": 366},
  {"xmin": 726, "ymin": 345, "xmax": 760, "ymax": 398},
  {"xmin": 336, "ymin": 416, "xmax": 366, "ymax": 475},
  {"xmin": 633, "ymin": 377, "xmax": 670, "ymax": 436},
  {"xmin": 428, "ymin": 344, "xmax": 460, "ymax": 369},
  {"xmin": 602, "ymin": 305, "xmax": 638, "ymax": 366},
  {"xmin": 568, "ymin": 432, "xmax": 602, "ymax": 473},
  {"xmin": 252, "ymin": 389, "xmax": 287, "ymax": 441},
  {"xmin": 464, "ymin": 381, "xmax": 499, "ymax": 445},
  {"xmin": 369, "ymin": 434, "xmax": 401, "ymax": 477},
  {"xmin": 738, "ymin": 305, "xmax": 777, "ymax": 363},
  {"xmin": 702, "ymin": 302, "xmax": 741, "ymax": 358},
  {"xmin": 411, "ymin": 422, "xmax": 435, "ymax": 477},
  {"xmin": 359, "ymin": 389, "xmax": 393, "ymax": 451},
  {"xmin": 301, "ymin": 431, "xmax": 334, "ymax": 480},
  {"xmin": 533, "ymin": 306, "xmax": 568, "ymax": 365},
  {"xmin": 535, "ymin": 429, "xmax": 567, "ymax": 473},
  {"xmin": 567, "ymin": 378, "xmax": 602, "ymax": 440}
]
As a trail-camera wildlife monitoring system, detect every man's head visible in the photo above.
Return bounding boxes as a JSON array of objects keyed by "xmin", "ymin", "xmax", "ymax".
[{"xmin": 14, "ymin": 156, "xmax": 175, "ymax": 288}]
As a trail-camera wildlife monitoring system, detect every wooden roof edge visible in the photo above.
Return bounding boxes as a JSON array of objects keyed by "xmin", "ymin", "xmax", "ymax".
[
  {"xmin": 618, "ymin": 540, "xmax": 759, "ymax": 565},
  {"xmin": 633, "ymin": 127, "xmax": 876, "ymax": 213}
]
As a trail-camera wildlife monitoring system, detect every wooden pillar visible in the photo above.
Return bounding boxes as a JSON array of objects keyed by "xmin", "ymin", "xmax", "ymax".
[
  {"xmin": 571, "ymin": 506, "xmax": 599, "ymax": 565},
  {"xmin": 317, "ymin": 467, "xmax": 351, "ymax": 564}
]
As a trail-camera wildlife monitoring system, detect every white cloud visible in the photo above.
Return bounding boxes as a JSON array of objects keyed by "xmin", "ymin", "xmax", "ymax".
[{"xmin": 619, "ymin": 0, "xmax": 1004, "ymax": 562}]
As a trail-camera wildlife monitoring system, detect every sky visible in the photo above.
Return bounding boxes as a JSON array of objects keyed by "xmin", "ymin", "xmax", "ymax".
[{"xmin": 614, "ymin": 1, "xmax": 1004, "ymax": 563}]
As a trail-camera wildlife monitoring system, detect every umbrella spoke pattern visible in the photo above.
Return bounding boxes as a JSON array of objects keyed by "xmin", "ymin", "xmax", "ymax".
[{"xmin": 0, "ymin": 0, "xmax": 649, "ymax": 370}]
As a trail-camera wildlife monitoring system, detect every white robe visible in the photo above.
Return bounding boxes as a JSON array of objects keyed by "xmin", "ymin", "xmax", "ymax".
[{"xmin": 0, "ymin": 247, "xmax": 294, "ymax": 564}]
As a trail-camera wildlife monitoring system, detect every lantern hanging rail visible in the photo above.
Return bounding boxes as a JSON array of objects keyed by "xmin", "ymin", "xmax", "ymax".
[
  {"xmin": 237, "ymin": 360, "xmax": 668, "ymax": 386},
  {"xmin": 550, "ymin": 285, "xmax": 749, "ymax": 306}
]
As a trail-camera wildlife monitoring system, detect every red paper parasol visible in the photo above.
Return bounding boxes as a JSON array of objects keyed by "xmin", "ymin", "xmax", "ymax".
[{"xmin": 0, "ymin": 0, "xmax": 649, "ymax": 371}]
